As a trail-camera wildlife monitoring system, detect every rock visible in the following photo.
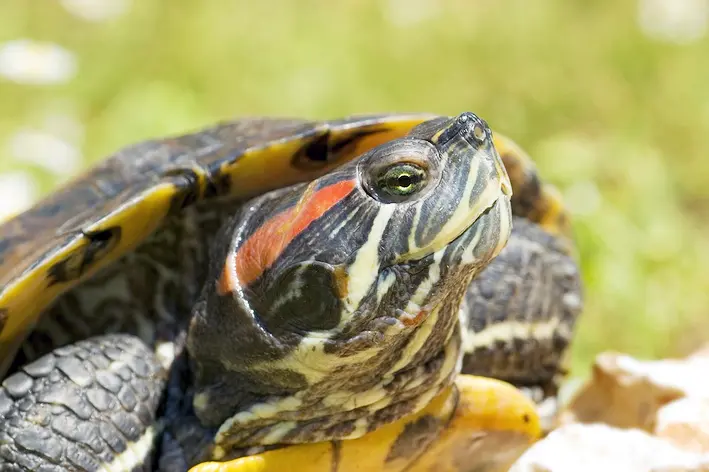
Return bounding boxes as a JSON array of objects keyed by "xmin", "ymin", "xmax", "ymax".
[
  {"xmin": 688, "ymin": 343, "xmax": 709, "ymax": 361},
  {"xmin": 557, "ymin": 352, "xmax": 709, "ymax": 431},
  {"xmin": 656, "ymin": 397, "xmax": 709, "ymax": 454},
  {"xmin": 537, "ymin": 396, "xmax": 560, "ymax": 433},
  {"xmin": 509, "ymin": 423, "xmax": 709, "ymax": 472}
]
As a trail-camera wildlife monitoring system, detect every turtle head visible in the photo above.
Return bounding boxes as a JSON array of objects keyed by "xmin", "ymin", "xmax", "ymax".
[{"xmin": 187, "ymin": 112, "xmax": 513, "ymax": 452}]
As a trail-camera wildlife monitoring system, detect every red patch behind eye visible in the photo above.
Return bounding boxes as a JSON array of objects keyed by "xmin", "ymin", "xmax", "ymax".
[{"xmin": 217, "ymin": 179, "xmax": 357, "ymax": 293}]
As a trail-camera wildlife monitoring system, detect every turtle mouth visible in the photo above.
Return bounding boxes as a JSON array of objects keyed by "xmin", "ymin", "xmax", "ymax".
[
  {"xmin": 401, "ymin": 190, "xmax": 511, "ymax": 268},
  {"xmin": 456, "ymin": 193, "xmax": 510, "ymax": 254}
]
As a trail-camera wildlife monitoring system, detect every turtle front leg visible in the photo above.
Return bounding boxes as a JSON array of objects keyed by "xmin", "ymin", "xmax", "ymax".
[
  {"xmin": 157, "ymin": 349, "xmax": 221, "ymax": 471},
  {"xmin": 0, "ymin": 334, "xmax": 166, "ymax": 471}
]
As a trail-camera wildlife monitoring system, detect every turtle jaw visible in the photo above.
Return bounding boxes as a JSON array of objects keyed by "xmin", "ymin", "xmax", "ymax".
[
  {"xmin": 398, "ymin": 190, "xmax": 512, "ymax": 271},
  {"xmin": 385, "ymin": 191, "xmax": 513, "ymax": 360}
]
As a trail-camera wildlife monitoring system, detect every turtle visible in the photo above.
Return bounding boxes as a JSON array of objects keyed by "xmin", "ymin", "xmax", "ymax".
[{"xmin": 0, "ymin": 111, "xmax": 583, "ymax": 472}]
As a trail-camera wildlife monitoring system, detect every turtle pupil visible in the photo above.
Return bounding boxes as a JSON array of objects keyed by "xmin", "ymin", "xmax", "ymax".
[{"xmin": 397, "ymin": 174, "xmax": 413, "ymax": 188}]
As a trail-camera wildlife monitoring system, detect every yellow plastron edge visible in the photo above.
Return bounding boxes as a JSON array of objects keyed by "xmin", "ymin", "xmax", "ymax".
[{"xmin": 190, "ymin": 375, "xmax": 541, "ymax": 472}]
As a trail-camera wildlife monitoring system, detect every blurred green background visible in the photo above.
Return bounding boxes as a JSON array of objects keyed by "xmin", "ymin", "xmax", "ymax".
[{"xmin": 1, "ymin": 0, "xmax": 708, "ymax": 377}]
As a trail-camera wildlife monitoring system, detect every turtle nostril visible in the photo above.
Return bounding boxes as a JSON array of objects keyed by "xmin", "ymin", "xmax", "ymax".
[{"xmin": 472, "ymin": 123, "xmax": 487, "ymax": 143}]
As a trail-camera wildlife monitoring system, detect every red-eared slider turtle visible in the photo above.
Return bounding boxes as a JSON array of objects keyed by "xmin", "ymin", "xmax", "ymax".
[{"xmin": 0, "ymin": 112, "xmax": 582, "ymax": 472}]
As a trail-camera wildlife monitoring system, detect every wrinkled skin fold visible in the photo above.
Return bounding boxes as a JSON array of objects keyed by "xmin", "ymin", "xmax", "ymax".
[{"xmin": 188, "ymin": 375, "xmax": 542, "ymax": 472}]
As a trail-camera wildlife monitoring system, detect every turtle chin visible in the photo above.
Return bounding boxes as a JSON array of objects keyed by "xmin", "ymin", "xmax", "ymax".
[{"xmin": 448, "ymin": 193, "xmax": 512, "ymax": 268}]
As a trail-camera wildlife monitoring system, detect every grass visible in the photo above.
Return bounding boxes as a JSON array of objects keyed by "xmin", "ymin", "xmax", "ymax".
[{"xmin": 1, "ymin": 0, "xmax": 708, "ymax": 377}]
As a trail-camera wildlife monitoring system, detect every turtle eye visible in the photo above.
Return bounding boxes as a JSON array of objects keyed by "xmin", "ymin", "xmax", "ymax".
[
  {"xmin": 360, "ymin": 139, "xmax": 440, "ymax": 204},
  {"xmin": 365, "ymin": 161, "xmax": 430, "ymax": 203},
  {"xmin": 377, "ymin": 163, "xmax": 427, "ymax": 197}
]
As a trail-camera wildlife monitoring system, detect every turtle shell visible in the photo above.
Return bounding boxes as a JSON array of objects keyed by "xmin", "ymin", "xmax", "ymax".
[{"xmin": 0, "ymin": 113, "xmax": 438, "ymax": 377}]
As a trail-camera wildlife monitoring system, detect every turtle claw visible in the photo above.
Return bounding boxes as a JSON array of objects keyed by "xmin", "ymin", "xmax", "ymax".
[
  {"xmin": 188, "ymin": 375, "xmax": 541, "ymax": 472},
  {"xmin": 408, "ymin": 375, "xmax": 542, "ymax": 472}
]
